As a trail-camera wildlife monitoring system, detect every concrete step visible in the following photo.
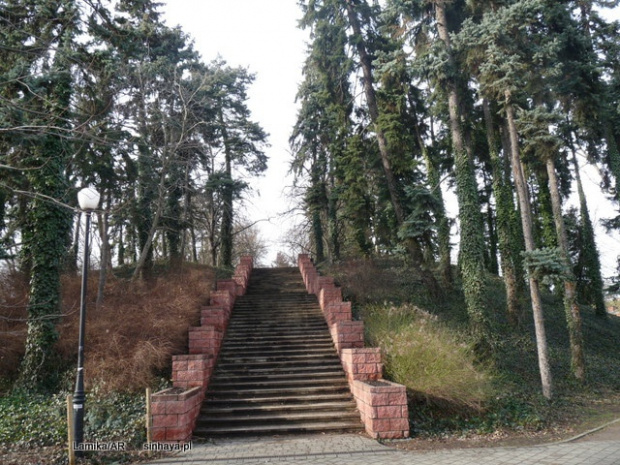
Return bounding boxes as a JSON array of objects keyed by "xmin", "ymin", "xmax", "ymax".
[
  {"xmin": 202, "ymin": 400, "xmax": 357, "ymax": 416},
  {"xmin": 209, "ymin": 369, "xmax": 345, "ymax": 382},
  {"xmin": 208, "ymin": 376, "xmax": 349, "ymax": 390},
  {"xmin": 193, "ymin": 420, "xmax": 362, "ymax": 437},
  {"xmin": 222, "ymin": 334, "xmax": 333, "ymax": 345},
  {"xmin": 214, "ymin": 364, "xmax": 344, "ymax": 377},
  {"xmin": 218, "ymin": 346, "xmax": 336, "ymax": 357},
  {"xmin": 197, "ymin": 410, "xmax": 360, "ymax": 427}
]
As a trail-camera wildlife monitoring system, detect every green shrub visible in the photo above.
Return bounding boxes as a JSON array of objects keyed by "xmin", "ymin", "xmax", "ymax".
[
  {"xmin": 0, "ymin": 389, "xmax": 148, "ymax": 463},
  {"xmin": 0, "ymin": 393, "xmax": 66, "ymax": 447},
  {"xmin": 84, "ymin": 389, "xmax": 146, "ymax": 446}
]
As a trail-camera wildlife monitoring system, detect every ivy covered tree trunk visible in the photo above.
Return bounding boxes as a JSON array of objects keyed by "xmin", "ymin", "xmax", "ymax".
[
  {"xmin": 308, "ymin": 149, "xmax": 327, "ymax": 263},
  {"xmin": 17, "ymin": 116, "xmax": 72, "ymax": 392},
  {"xmin": 218, "ymin": 107, "xmax": 234, "ymax": 268},
  {"xmin": 435, "ymin": 1, "xmax": 489, "ymax": 341},
  {"xmin": 135, "ymin": 99, "xmax": 156, "ymax": 275},
  {"xmin": 13, "ymin": 3, "xmax": 75, "ymax": 391},
  {"xmin": 327, "ymin": 169, "xmax": 340, "ymax": 261},
  {"xmin": 545, "ymin": 155, "xmax": 586, "ymax": 382},
  {"xmin": 17, "ymin": 144, "xmax": 72, "ymax": 391},
  {"xmin": 415, "ymin": 122, "xmax": 452, "ymax": 286},
  {"xmin": 483, "ymin": 99, "xmax": 523, "ymax": 326}
]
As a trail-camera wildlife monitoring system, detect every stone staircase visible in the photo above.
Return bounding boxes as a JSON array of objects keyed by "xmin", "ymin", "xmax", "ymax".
[{"xmin": 194, "ymin": 267, "xmax": 363, "ymax": 436}]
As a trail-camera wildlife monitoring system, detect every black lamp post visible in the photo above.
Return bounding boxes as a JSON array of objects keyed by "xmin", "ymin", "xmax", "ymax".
[{"xmin": 73, "ymin": 187, "xmax": 100, "ymax": 457}]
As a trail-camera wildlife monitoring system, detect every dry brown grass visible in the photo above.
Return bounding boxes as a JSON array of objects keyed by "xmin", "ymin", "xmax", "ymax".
[
  {"xmin": 1, "ymin": 264, "xmax": 214, "ymax": 393},
  {"xmin": 0, "ymin": 270, "xmax": 30, "ymax": 382}
]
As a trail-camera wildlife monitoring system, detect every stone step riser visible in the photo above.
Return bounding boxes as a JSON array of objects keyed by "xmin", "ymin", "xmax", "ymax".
[
  {"xmin": 207, "ymin": 385, "xmax": 351, "ymax": 396},
  {"xmin": 196, "ymin": 412, "xmax": 361, "ymax": 427},
  {"xmin": 202, "ymin": 401, "xmax": 356, "ymax": 415},
  {"xmin": 208, "ymin": 380, "xmax": 349, "ymax": 391},
  {"xmin": 208, "ymin": 357, "xmax": 348, "ymax": 373},
  {"xmin": 223, "ymin": 329, "xmax": 328, "ymax": 336},
  {"xmin": 212, "ymin": 371, "xmax": 344, "ymax": 380},
  {"xmin": 204, "ymin": 396, "xmax": 353, "ymax": 407},
  {"xmin": 213, "ymin": 367, "xmax": 344, "ymax": 377},
  {"xmin": 193, "ymin": 422, "xmax": 363, "ymax": 437},
  {"xmin": 217, "ymin": 351, "xmax": 336, "ymax": 359}
]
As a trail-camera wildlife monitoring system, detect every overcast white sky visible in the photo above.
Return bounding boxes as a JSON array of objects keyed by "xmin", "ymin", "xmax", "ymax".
[
  {"xmin": 161, "ymin": 1, "xmax": 308, "ymax": 266},
  {"xmin": 160, "ymin": 1, "xmax": 620, "ymax": 276}
]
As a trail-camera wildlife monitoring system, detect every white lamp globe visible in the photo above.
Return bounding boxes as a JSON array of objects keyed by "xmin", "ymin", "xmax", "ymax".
[{"xmin": 77, "ymin": 187, "xmax": 100, "ymax": 211}]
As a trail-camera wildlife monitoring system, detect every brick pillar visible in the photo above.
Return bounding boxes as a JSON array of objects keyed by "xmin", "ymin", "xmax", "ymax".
[
  {"xmin": 305, "ymin": 269, "xmax": 319, "ymax": 295},
  {"xmin": 350, "ymin": 380, "xmax": 409, "ymax": 439},
  {"xmin": 298, "ymin": 254, "xmax": 313, "ymax": 279},
  {"xmin": 324, "ymin": 301, "xmax": 352, "ymax": 326},
  {"xmin": 188, "ymin": 325, "xmax": 224, "ymax": 355},
  {"xmin": 239, "ymin": 255, "xmax": 254, "ymax": 269},
  {"xmin": 210, "ymin": 289, "xmax": 235, "ymax": 313},
  {"xmin": 200, "ymin": 306, "xmax": 228, "ymax": 331},
  {"xmin": 151, "ymin": 386, "xmax": 203, "ymax": 442},
  {"xmin": 329, "ymin": 320, "xmax": 364, "ymax": 354},
  {"xmin": 319, "ymin": 284, "xmax": 342, "ymax": 311},
  {"xmin": 340, "ymin": 348, "xmax": 383, "ymax": 381},
  {"xmin": 217, "ymin": 279, "xmax": 241, "ymax": 297},
  {"xmin": 232, "ymin": 274, "xmax": 249, "ymax": 294},
  {"xmin": 233, "ymin": 258, "xmax": 253, "ymax": 295},
  {"xmin": 171, "ymin": 354, "xmax": 215, "ymax": 392}
]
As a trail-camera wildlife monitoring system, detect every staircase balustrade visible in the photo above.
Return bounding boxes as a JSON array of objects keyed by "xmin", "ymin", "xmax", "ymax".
[{"xmin": 297, "ymin": 254, "xmax": 410, "ymax": 440}]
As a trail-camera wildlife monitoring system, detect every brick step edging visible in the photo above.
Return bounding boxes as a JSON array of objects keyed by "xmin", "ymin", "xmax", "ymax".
[
  {"xmin": 150, "ymin": 256, "xmax": 254, "ymax": 443},
  {"xmin": 297, "ymin": 254, "xmax": 410, "ymax": 440}
]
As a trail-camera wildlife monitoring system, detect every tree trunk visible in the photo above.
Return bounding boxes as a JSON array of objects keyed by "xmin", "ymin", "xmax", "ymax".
[
  {"xmin": 344, "ymin": 0, "xmax": 404, "ymax": 224},
  {"xmin": 71, "ymin": 211, "xmax": 82, "ymax": 274},
  {"xmin": 545, "ymin": 155, "xmax": 586, "ymax": 382},
  {"xmin": 132, "ymin": 167, "xmax": 167, "ymax": 280},
  {"xmin": 414, "ymin": 115, "xmax": 452, "ymax": 286},
  {"xmin": 218, "ymin": 108, "xmax": 234, "ymax": 268},
  {"xmin": 97, "ymin": 194, "xmax": 111, "ymax": 308},
  {"xmin": 345, "ymin": 0, "xmax": 437, "ymax": 292},
  {"xmin": 328, "ymin": 166, "xmax": 340, "ymax": 261},
  {"xmin": 483, "ymin": 99, "xmax": 523, "ymax": 326},
  {"xmin": 435, "ymin": 1, "xmax": 489, "ymax": 339},
  {"xmin": 505, "ymin": 91, "xmax": 553, "ymax": 399},
  {"xmin": 571, "ymin": 146, "xmax": 606, "ymax": 317},
  {"xmin": 190, "ymin": 222, "xmax": 198, "ymax": 262},
  {"xmin": 180, "ymin": 162, "xmax": 192, "ymax": 262}
]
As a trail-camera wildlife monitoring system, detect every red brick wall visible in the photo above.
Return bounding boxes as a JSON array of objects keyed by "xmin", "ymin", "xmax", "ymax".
[
  {"xmin": 171, "ymin": 354, "xmax": 215, "ymax": 392},
  {"xmin": 323, "ymin": 301, "xmax": 352, "ymax": 326},
  {"xmin": 329, "ymin": 320, "xmax": 365, "ymax": 354},
  {"xmin": 350, "ymin": 380, "xmax": 409, "ymax": 439},
  {"xmin": 200, "ymin": 306, "xmax": 229, "ymax": 331},
  {"xmin": 150, "ymin": 257, "xmax": 254, "ymax": 443},
  {"xmin": 297, "ymin": 254, "xmax": 409, "ymax": 439},
  {"xmin": 188, "ymin": 325, "xmax": 224, "ymax": 355},
  {"xmin": 340, "ymin": 348, "xmax": 382, "ymax": 382},
  {"xmin": 151, "ymin": 386, "xmax": 203, "ymax": 442}
]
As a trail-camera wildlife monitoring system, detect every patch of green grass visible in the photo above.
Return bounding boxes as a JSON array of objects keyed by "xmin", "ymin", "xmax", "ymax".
[{"xmin": 363, "ymin": 302, "xmax": 496, "ymax": 410}]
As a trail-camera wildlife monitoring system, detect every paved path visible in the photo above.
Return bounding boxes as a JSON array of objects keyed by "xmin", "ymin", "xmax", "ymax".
[{"xmin": 143, "ymin": 422, "xmax": 620, "ymax": 465}]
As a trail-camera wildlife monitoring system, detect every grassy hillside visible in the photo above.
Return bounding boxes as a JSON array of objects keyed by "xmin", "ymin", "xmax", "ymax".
[{"xmin": 327, "ymin": 258, "xmax": 620, "ymax": 437}]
